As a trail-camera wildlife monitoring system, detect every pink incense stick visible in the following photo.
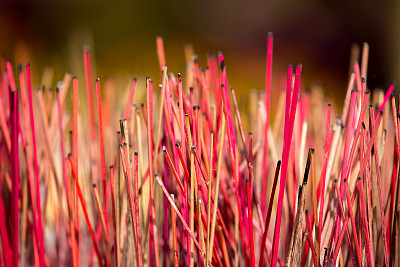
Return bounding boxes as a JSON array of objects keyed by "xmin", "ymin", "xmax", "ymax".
[
  {"xmin": 72, "ymin": 76, "xmax": 80, "ymax": 263},
  {"xmin": 262, "ymin": 32, "xmax": 273, "ymax": 216},
  {"xmin": 246, "ymin": 177, "xmax": 255, "ymax": 267},
  {"xmin": 95, "ymin": 78, "xmax": 109, "ymax": 235},
  {"xmin": 375, "ymin": 83, "xmax": 394, "ymax": 120},
  {"xmin": 10, "ymin": 89, "xmax": 19, "ymax": 267},
  {"xmin": 270, "ymin": 64, "xmax": 302, "ymax": 267}
]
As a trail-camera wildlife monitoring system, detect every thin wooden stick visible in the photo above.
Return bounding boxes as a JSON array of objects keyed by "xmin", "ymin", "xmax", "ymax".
[
  {"xmin": 146, "ymin": 77, "xmax": 160, "ymax": 267},
  {"xmin": 305, "ymin": 210, "xmax": 318, "ymax": 267},
  {"xmin": 246, "ymin": 177, "xmax": 255, "ymax": 267},
  {"xmin": 171, "ymin": 194, "xmax": 179, "ymax": 267},
  {"xmin": 92, "ymin": 184, "xmax": 111, "ymax": 260},
  {"xmin": 258, "ymin": 160, "xmax": 281, "ymax": 267},
  {"xmin": 209, "ymin": 114, "xmax": 226, "ymax": 262}
]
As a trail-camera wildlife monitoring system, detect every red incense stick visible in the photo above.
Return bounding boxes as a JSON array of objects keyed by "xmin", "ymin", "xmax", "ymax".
[
  {"xmin": 10, "ymin": 90, "xmax": 19, "ymax": 267},
  {"xmin": 262, "ymin": 32, "xmax": 273, "ymax": 215},
  {"xmin": 270, "ymin": 64, "xmax": 302, "ymax": 267},
  {"xmin": 68, "ymin": 156, "xmax": 105, "ymax": 267},
  {"xmin": 95, "ymin": 78, "xmax": 109, "ymax": 234}
]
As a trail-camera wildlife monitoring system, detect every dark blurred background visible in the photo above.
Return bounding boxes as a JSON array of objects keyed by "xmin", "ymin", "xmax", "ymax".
[{"xmin": 0, "ymin": 0, "xmax": 398, "ymax": 105}]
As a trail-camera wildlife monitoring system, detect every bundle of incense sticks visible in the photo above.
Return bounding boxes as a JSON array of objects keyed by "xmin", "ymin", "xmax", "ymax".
[{"xmin": 1, "ymin": 35, "xmax": 400, "ymax": 267}]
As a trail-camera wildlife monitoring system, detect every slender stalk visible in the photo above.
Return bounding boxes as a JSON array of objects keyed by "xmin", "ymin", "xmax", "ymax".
[
  {"xmin": 209, "ymin": 114, "xmax": 226, "ymax": 262},
  {"xmin": 68, "ymin": 156, "xmax": 105, "ymax": 267}
]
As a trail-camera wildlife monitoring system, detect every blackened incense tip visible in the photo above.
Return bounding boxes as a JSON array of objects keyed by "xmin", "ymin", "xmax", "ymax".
[
  {"xmin": 149, "ymin": 78, "xmax": 153, "ymax": 83},
  {"xmin": 362, "ymin": 122, "xmax": 366, "ymax": 129},
  {"xmin": 67, "ymin": 153, "xmax": 72, "ymax": 158},
  {"xmin": 119, "ymin": 144, "xmax": 123, "ymax": 148},
  {"xmin": 193, "ymin": 105, "xmax": 196, "ymax": 110},
  {"xmin": 221, "ymin": 84, "xmax": 225, "ymax": 88},
  {"xmin": 246, "ymin": 178, "xmax": 250, "ymax": 182},
  {"xmin": 344, "ymin": 178, "xmax": 347, "ymax": 183},
  {"xmin": 391, "ymin": 93, "xmax": 395, "ymax": 98},
  {"xmin": 268, "ymin": 31, "xmax": 273, "ymax": 37},
  {"xmin": 73, "ymin": 76, "xmax": 77, "ymax": 80},
  {"xmin": 380, "ymin": 110, "xmax": 383, "ymax": 115},
  {"xmin": 134, "ymin": 152, "xmax": 138, "ymax": 156},
  {"xmin": 56, "ymin": 87, "xmax": 60, "ymax": 93},
  {"xmin": 110, "ymin": 165, "xmax": 113, "ymax": 169},
  {"xmin": 83, "ymin": 45, "xmax": 91, "ymax": 52},
  {"xmin": 210, "ymin": 131, "xmax": 214, "ymax": 134},
  {"xmin": 190, "ymin": 86, "xmax": 194, "ymax": 92},
  {"xmin": 18, "ymin": 64, "xmax": 22, "ymax": 73},
  {"xmin": 361, "ymin": 77, "xmax": 365, "ymax": 83},
  {"xmin": 298, "ymin": 186, "xmax": 303, "ymax": 200},
  {"xmin": 357, "ymin": 177, "xmax": 362, "ymax": 181},
  {"xmin": 366, "ymin": 89, "xmax": 370, "ymax": 94},
  {"xmin": 170, "ymin": 194, "xmax": 174, "ymax": 199},
  {"xmin": 141, "ymin": 103, "xmax": 144, "ymax": 107},
  {"xmin": 310, "ymin": 148, "xmax": 315, "ymax": 152},
  {"xmin": 123, "ymin": 142, "xmax": 127, "ymax": 146},
  {"xmin": 191, "ymin": 145, "xmax": 196, "ymax": 150},
  {"xmin": 133, "ymin": 77, "xmax": 137, "ymax": 81},
  {"xmin": 92, "ymin": 184, "xmax": 97, "ymax": 188},
  {"xmin": 96, "ymin": 78, "xmax": 100, "ymax": 82},
  {"xmin": 220, "ymin": 60, "xmax": 225, "ymax": 71},
  {"xmin": 162, "ymin": 146, "xmax": 167, "ymax": 152},
  {"xmin": 333, "ymin": 179, "xmax": 337, "ymax": 183},
  {"xmin": 177, "ymin": 73, "xmax": 181, "ymax": 78},
  {"xmin": 197, "ymin": 105, "xmax": 200, "ymax": 109},
  {"xmin": 185, "ymin": 114, "xmax": 189, "ymax": 117},
  {"xmin": 305, "ymin": 209, "xmax": 309, "ymax": 214},
  {"xmin": 25, "ymin": 62, "xmax": 30, "ymax": 67},
  {"xmin": 175, "ymin": 142, "xmax": 180, "ymax": 147},
  {"xmin": 249, "ymin": 132, "xmax": 253, "ymax": 135},
  {"xmin": 397, "ymin": 112, "xmax": 400, "ymax": 118},
  {"xmin": 328, "ymin": 103, "xmax": 331, "ymax": 107}
]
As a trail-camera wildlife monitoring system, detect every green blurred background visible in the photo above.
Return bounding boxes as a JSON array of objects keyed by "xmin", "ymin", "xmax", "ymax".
[{"xmin": 1, "ymin": 0, "xmax": 399, "ymax": 105}]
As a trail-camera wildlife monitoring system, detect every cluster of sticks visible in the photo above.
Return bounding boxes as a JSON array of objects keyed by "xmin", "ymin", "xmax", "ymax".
[{"xmin": 0, "ymin": 34, "xmax": 399, "ymax": 267}]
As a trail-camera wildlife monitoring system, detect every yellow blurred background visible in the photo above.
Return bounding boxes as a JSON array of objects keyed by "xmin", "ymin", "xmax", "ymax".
[{"xmin": 1, "ymin": 0, "xmax": 399, "ymax": 107}]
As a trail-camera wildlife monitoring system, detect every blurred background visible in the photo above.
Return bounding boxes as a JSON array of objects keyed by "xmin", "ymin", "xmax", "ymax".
[{"xmin": 0, "ymin": 0, "xmax": 399, "ymax": 106}]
